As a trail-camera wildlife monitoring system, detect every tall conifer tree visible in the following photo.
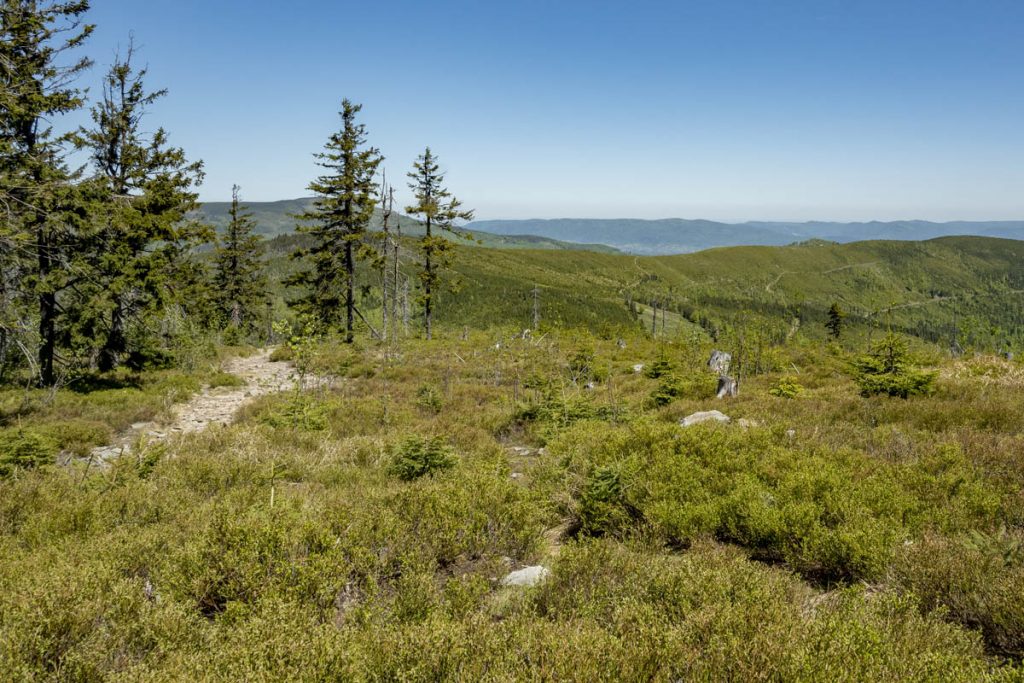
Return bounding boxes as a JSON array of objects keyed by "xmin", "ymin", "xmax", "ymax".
[
  {"xmin": 405, "ymin": 148, "xmax": 473, "ymax": 340},
  {"xmin": 79, "ymin": 43, "xmax": 208, "ymax": 371},
  {"xmin": 0, "ymin": 0, "xmax": 93, "ymax": 384},
  {"xmin": 287, "ymin": 99, "xmax": 381, "ymax": 343},
  {"xmin": 213, "ymin": 184, "xmax": 266, "ymax": 332}
]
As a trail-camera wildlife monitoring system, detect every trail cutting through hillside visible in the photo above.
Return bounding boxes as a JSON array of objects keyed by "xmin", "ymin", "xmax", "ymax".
[{"xmin": 89, "ymin": 348, "xmax": 295, "ymax": 461}]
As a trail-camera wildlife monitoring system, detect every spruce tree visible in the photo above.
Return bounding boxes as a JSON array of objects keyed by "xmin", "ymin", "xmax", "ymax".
[
  {"xmin": 0, "ymin": 0, "xmax": 93, "ymax": 385},
  {"xmin": 826, "ymin": 302, "xmax": 846, "ymax": 340},
  {"xmin": 213, "ymin": 184, "xmax": 266, "ymax": 333},
  {"xmin": 78, "ymin": 44, "xmax": 209, "ymax": 371},
  {"xmin": 405, "ymin": 148, "xmax": 473, "ymax": 340},
  {"xmin": 287, "ymin": 99, "xmax": 381, "ymax": 343}
]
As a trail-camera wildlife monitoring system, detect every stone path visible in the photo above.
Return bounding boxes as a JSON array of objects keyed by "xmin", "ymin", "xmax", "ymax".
[{"xmin": 89, "ymin": 348, "xmax": 294, "ymax": 461}]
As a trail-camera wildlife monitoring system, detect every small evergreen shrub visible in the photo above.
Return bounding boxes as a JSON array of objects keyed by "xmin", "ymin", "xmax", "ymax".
[
  {"xmin": 415, "ymin": 385, "xmax": 443, "ymax": 414},
  {"xmin": 769, "ymin": 376, "xmax": 804, "ymax": 398},
  {"xmin": 643, "ymin": 357, "xmax": 674, "ymax": 379},
  {"xmin": 39, "ymin": 420, "xmax": 112, "ymax": 456},
  {"xmin": 0, "ymin": 428, "xmax": 57, "ymax": 477},
  {"xmin": 515, "ymin": 391, "xmax": 600, "ymax": 430},
  {"xmin": 962, "ymin": 527, "xmax": 1024, "ymax": 569},
  {"xmin": 389, "ymin": 436, "xmax": 456, "ymax": 481},
  {"xmin": 578, "ymin": 465, "xmax": 637, "ymax": 536},
  {"xmin": 259, "ymin": 394, "xmax": 329, "ymax": 431},
  {"xmin": 853, "ymin": 333, "xmax": 937, "ymax": 398},
  {"xmin": 649, "ymin": 375, "xmax": 684, "ymax": 407}
]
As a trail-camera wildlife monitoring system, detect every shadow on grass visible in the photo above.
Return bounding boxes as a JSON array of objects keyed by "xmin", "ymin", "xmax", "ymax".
[{"xmin": 65, "ymin": 372, "xmax": 145, "ymax": 394}]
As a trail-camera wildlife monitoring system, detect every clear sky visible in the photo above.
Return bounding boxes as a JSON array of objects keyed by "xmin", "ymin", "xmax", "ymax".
[{"xmin": 74, "ymin": 0, "xmax": 1024, "ymax": 221}]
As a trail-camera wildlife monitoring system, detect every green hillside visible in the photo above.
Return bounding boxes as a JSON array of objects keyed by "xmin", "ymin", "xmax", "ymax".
[{"xmin": 264, "ymin": 234, "xmax": 1024, "ymax": 354}]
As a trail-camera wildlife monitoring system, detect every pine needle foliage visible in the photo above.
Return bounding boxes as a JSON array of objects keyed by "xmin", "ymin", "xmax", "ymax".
[
  {"xmin": 214, "ymin": 185, "xmax": 266, "ymax": 334},
  {"xmin": 405, "ymin": 147, "xmax": 473, "ymax": 339},
  {"xmin": 852, "ymin": 332, "xmax": 937, "ymax": 398},
  {"xmin": 826, "ymin": 302, "xmax": 846, "ymax": 340},
  {"xmin": 287, "ymin": 100, "xmax": 382, "ymax": 342},
  {"xmin": 389, "ymin": 435, "xmax": 456, "ymax": 481},
  {"xmin": 0, "ymin": 0, "xmax": 94, "ymax": 384},
  {"xmin": 77, "ymin": 43, "xmax": 209, "ymax": 371}
]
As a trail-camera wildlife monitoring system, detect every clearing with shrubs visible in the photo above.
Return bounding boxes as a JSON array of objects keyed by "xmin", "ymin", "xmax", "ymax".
[{"xmin": 4, "ymin": 2, "xmax": 1024, "ymax": 681}]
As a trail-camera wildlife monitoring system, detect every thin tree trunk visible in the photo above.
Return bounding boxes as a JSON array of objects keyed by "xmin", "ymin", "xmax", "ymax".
[
  {"xmin": 344, "ymin": 239, "xmax": 355, "ymax": 343},
  {"xmin": 379, "ymin": 181, "xmax": 392, "ymax": 343},
  {"xmin": 380, "ymin": 235, "xmax": 389, "ymax": 342},
  {"xmin": 393, "ymin": 212, "xmax": 401, "ymax": 340},
  {"xmin": 98, "ymin": 298, "xmax": 126, "ymax": 372},
  {"xmin": 37, "ymin": 221, "xmax": 56, "ymax": 386},
  {"xmin": 424, "ymin": 215, "xmax": 432, "ymax": 340},
  {"xmin": 402, "ymin": 278, "xmax": 409, "ymax": 332}
]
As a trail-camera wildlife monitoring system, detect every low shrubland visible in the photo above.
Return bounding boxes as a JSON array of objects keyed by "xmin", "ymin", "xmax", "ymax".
[{"xmin": 1, "ymin": 328, "xmax": 1024, "ymax": 680}]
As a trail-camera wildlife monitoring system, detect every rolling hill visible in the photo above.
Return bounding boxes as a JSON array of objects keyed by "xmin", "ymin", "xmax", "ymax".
[{"xmin": 263, "ymin": 232, "xmax": 1024, "ymax": 353}]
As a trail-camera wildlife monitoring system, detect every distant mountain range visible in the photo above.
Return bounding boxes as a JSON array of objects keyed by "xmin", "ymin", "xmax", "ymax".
[
  {"xmin": 466, "ymin": 218, "xmax": 1024, "ymax": 254},
  {"xmin": 195, "ymin": 198, "xmax": 621, "ymax": 254},
  {"xmin": 197, "ymin": 197, "xmax": 1024, "ymax": 255}
]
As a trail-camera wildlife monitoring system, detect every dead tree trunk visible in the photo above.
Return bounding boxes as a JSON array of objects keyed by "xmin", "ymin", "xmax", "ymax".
[
  {"xmin": 708, "ymin": 350, "xmax": 738, "ymax": 399},
  {"xmin": 380, "ymin": 173, "xmax": 391, "ymax": 342}
]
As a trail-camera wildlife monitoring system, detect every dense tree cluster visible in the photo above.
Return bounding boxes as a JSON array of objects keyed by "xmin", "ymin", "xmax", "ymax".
[
  {"xmin": 2, "ymin": 2, "xmax": 480, "ymax": 387},
  {"xmin": 0, "ymin": 1, "xmax": 267, "ymax": 385}
]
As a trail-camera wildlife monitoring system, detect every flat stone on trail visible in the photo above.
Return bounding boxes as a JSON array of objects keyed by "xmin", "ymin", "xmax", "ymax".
[
  {"xmin": 680, "ymin": 410, "xmax": 731, "ymax": 427},
  {"xmin": 501, "ymin": 565, "xmax": 550, "ymax": 587}
]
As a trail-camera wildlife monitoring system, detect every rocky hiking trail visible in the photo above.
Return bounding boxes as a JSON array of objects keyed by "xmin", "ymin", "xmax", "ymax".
[{"xmin": 88, "ymin": 348, "xmax": 295, "ymax": 462}]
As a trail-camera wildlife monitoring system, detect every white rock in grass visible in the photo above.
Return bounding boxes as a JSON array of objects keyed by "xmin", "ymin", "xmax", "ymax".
[
  {"xmin": 633, "ymin": 364, "xmax": 645, "ymax": 374},
  {"xmin": 680, "ymin": 410, "xmax": 731, "ymax": 427},
  {"xmin": 501, "ymin": 565, "xmax": 550, "ymax": 587}
]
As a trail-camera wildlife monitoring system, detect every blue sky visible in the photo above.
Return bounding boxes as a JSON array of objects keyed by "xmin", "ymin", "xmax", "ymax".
[{"xmin": 75, "ymin": 0, "xmax": 1024, "ymax": 221}]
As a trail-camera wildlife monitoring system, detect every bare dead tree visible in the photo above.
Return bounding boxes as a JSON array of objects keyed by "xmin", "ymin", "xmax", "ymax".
[{"xmin": 379, "ymin": 171, "xmax": 392, "ymax": 342}]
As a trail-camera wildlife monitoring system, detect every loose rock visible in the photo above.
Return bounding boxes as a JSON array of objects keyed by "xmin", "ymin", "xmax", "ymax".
[
  {"xmin": 501, "ymin": 565, "xmax": 550, "ymax": 587},
  {"xmin": 681, "ymin": 410, "xmax": 731, "ymax": 427}
]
